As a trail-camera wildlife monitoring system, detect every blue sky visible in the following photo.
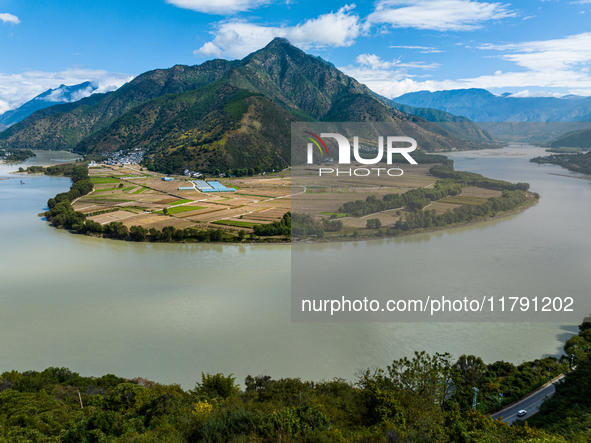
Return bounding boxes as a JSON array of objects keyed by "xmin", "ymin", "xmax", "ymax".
[{"xmin": 1, "ymin": 0, "xmax": 591, "ymax": 114}]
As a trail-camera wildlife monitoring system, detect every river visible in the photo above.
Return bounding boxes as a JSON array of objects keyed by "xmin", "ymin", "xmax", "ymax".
[{"xmin": 0, "ymin": 147, "xmax": 589, "ymax": 388}]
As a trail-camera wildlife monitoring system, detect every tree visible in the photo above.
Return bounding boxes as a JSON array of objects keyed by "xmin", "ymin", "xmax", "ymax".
[
  {"xmin": 211, "ymin": 229, "xmax": 223, "ymax": 242},
  {"xmin": 106, "ymin": 222, "xmax": 128, "ymax": 239},
  {"xmin": 129, "ymin": 225, "xmax": 147, "ymax": 241},
  {"xmin": 454, "ymin": 355, "xmax": 486, "ymax": 387},
  {"xmin": 323, "ymin": 219, "xmax": 343, "ymax": 232},
  {"xmin": 387, "ymin": 351, "xmax": 456, "ymax": 407},
  {"xmin": 192, "ymin": 373, "xmax": 240, "ymax": 399},
  {"xmin": 356, "ymin": 369, "xmax": 405, "ymax": 426},
  {"xmin": 366, "ymin": 219, "xmax": 382, "ymax": 229},
  {"xmin": 149, "ymin": 228, "xmax": 162, "ymax": 241},
  {"xmin": 162, "ymin": 207, "xmax": 169, "ymax": 215},
  {"xmin": 238, "ymin": 230, "xmax": 246, "ymax": 241},
  {"xmin": 162, "ymin": 226, "xmax": 175, "ymax": 242}
]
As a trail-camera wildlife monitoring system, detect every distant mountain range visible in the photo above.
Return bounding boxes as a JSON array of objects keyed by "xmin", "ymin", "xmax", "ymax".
[
  {"xmin": 0, "ymin": 38, "xmax": 495, "ymax": 174},
  {"xmin": 0, "ymin": 82, "xmax": 99, "ymax": 128},
  {"xmin": 394, "ymin": 89, "xmax": 591, "ymax": 122}
]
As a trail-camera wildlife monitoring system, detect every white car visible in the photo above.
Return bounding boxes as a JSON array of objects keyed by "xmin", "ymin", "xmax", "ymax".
[{"xmin": 517, "ymin": 410, "xmax": 527, "ymax": 417}]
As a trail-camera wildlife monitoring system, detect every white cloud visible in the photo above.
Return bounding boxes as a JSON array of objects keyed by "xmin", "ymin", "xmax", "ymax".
[
  {"xmin": 194, "ymin": 5, "xmax": 360, "ymax": 59},
  {"xmin": 0, "ymin": 100, "xmax": 11, "ymax": 115},
  {"xmin": 166, "ymin": 0, "xmax": 271, "ymax": 15},
  {"xmin": 340, "ymin": 54, "xmax": 442, "ymax": 98},
  {"xmin": 0, "ymin": 67, "xmax": 135, "ymax": 115},
  {"xmin": 479, "ymin": 32, "xmax": 591, "ymax": 74},
  {"xmin": 367, "ymin": 0, "xmax": 516, "ymax": 31},
  {"xmin": 343, "ymin": 32, "xmax": 591, "ymax": 98},
  {"xmin": 356, "ymin": 53, "xmax": 440, "ymax": 70},
  {"xmin": 0, "ymin": 13, "xmax": 20, "ymax": 24},
  {"xmin": 43, "ymin": 84, "xmax": 97, "ymax": 103},
  {"xmin": 507, "ymin": 90, "xmax": 569, "ymax": 98},
  {"xmin": 389, "ymin": 45, "xmax": 444, "ymax": 53}
]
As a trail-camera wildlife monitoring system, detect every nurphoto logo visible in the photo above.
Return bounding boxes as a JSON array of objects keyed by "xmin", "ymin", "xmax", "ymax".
[{"xmin": 304, "ymin": 131, "xmax": 418, "ymax": 177}]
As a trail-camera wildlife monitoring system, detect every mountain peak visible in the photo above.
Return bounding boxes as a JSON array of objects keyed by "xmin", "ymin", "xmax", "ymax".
[
  {"xmin": 269, "ymin": 37, "xmax": 292, "ymax": 46},
  {"xmin": 0, "ymin": 81, "xmax": 99, "ymax": 126}
]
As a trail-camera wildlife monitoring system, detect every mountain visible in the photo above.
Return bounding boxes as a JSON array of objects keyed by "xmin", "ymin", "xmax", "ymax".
[
  {"xmin": 77, "ymin": 81, "xmax": 298, "ymax": 174},
  {"xmin": 0, "ymin": 82, "xmax": 101, "ymax": 127},
  {"xmin": 550, "ymin": 126, "xmax": 591, "ymax": 149},
  {"xmin": 394, "ymin": 89, "xmax": 591, "ymax": 122},
  {"xmin": 0, "ymin": 123, "xmax": 6, "ymax": 132},
  {"xmin": 385, "ymin": 100, "xmax": 495, "ymax": 142},
  {"xmin": 0, "ymin": 39, "xmax": 490, "ymax": 173},
  {"xmin": 0, "ymin": 60, "xmax": 238, "ymax": 150}
]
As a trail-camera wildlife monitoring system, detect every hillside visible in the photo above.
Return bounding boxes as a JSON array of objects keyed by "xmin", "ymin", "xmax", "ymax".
[
  {"xmin": 528, "ymin": 321, "xmax": 591, "ymax": 442},
  {"xmin": 77, "ymin": 81, "xmax": 296, "ymax": 174},
  {"xmin": 550, "ymin": 126, "xmax": 591, "ymax": 149},
  {"xmin": 0, "ymin": 360, "xmax": 568, "ymax": 442},
  {"xmin": 531, "ymin": 149, "xmax": 591, "ymax": 175},
  {"xmin": 395, "ymin": 88, "xmax": 591, "ymax": 122},
  {"xmin": 387, "ymin": 101, "xmax": 496, "ymax": 142},
  {"xmin": 0, "ymin": 39, "xmax": 491, "ymax": 173},
  {"xmin": 0, "ymin": 59, "xmax": 238, "ymax": 150}
]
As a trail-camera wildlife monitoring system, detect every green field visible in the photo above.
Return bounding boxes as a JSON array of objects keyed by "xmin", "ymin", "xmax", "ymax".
[
  {"xmin": 93, "ymin": 186, "xmax": 135, "ymax": 193},
  {"xmin": 90, "ymin": 177, "xmax": 120, "ymax": 184},
  {"xmin": 93, "ymin": 187, "xmax": 121, "ymax": 193},
  {"xmin": 82, "ymin": 197, "xmax": 134, "ymax": 202},
  {"xmin": 439, "ymin": 196, "xmax": 490, "ymax": 205},
  {"xmin": 132, "ymin": 187, "xmax": 148, "ymax": 194},
  {"xmin": 170, "ymin": 199, "xmax": 193, "ymax": 205},
  {"xmin": 320, "ymin": 212, "xmax": 348, "ymax": 218},
  {"xmin": 212, "ymin": 220, "xmax": 258, "ymax": 228},
  {"xmin": 156, "ymin": 205, "xmax": 205, "ymax": 214}
]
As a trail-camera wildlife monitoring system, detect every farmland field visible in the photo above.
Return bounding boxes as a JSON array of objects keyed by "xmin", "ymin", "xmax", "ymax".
[
  {"xmin": 212, "ymin": 220, "xmax": 258, "ymax": 228},
  {"xmin": 156, "ymin": 206, "xmax": 206, "ymax": 214},
  {"xmin": 170, "ymin": 199, "xmax": 193, "ymax": 205},
  {"xmin": 73, "ymin": 165, "xmax": 291, "ymax": 237},
  {"xmin": 90, "ymin": 177, "xmax": 120, "ymax": 184}
]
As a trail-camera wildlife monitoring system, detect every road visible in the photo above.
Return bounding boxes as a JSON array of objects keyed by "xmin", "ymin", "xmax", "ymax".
[{"xmin": 490, "ymin": 375, "xmax": 564, "ymax": 424}]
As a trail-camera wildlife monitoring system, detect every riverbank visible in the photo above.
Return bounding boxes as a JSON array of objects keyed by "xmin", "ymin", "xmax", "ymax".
[
  {"xmin": 30, "ymin": 155, "xmax": 540, "ymax": 245},
  {"xmin": 24, "ymin": 161, "xmax": 293, "ymax": 243},
  {"xmin": 301, "ymin": 194, "xmax": 539, "ymax": 244}
]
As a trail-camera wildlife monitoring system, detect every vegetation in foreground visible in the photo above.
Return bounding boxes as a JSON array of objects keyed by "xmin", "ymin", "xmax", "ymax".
[
  {"xmin": 2, "ymin": 322, "xmax": 589, "ymax": 442},
  {"xmin": 526, "ymin": 321, "xmax": 591, "ymax": 442},
  {"xmin": 2, "ymin": 311, "xmax": 589, "ymax": 443}
]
